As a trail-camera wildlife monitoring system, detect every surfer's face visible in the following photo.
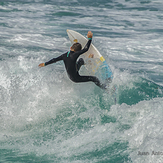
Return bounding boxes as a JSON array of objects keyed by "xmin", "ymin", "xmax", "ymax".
[{"xmin": 70, "ymin": 47, "xmax": 75, "ymax": 52}]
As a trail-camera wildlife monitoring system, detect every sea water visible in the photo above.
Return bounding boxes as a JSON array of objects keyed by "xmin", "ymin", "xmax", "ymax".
[{"xmin": 0, "ymin": 0, "xmax": 163, "ymax": 162}]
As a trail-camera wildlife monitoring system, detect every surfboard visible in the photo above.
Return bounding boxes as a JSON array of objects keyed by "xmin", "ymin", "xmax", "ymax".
[
  {"xmin": 67, "ymin": 29, "xmax": 113, "ymax": 83},
  {"xmin": 67, "ymin": 29, "xmax": 117, "ymax": 104}
]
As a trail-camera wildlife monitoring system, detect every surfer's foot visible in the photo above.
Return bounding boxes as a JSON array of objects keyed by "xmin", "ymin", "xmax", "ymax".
[
  {"xmin": 106, "ymin": 77, "xmax": 112, "ymax": 83},
  {"xmin": 88, "ymin": 54, "xmax": 94, "ymax": 58}
]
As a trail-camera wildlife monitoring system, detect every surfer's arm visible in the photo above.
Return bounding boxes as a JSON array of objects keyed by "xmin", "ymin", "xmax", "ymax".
[
  {"xmin": 75, "ymin": 31, "xmax": 93, "ymax": 58},
  {"xmin": 45, "ymin": 55, "xmax": 63, "ymax": 66},
  {"xmin": 74, "ymin": 39, "xmax": 92, "ymax": 59},
  {"xmin": 38, "ymin": 55, "xmax": 63, "ymax": 67}
]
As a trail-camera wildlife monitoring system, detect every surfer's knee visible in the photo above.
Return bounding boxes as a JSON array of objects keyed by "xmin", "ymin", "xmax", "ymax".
[{"xmin": 78, "ymin": 58, "xmax": 85, "ymax": 65}]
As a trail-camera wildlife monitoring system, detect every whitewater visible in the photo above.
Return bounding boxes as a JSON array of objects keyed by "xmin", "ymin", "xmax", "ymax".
[{"xmin": 0, "ymin": 0, "xmax": 163, "ymax": 162}]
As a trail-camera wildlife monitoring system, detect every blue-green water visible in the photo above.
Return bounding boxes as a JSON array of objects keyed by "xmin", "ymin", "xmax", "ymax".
[{"xmin": 1, "ymin": 0, "xmax": 163, "ymax": 162}]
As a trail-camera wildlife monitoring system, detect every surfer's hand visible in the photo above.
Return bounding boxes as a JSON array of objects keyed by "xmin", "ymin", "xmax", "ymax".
[
  {"xmin": 38, "ymin": 63, "xmax": 45, "ymax": 68},
  {"xmin": 87, "ymin": 31, "xmax": 93, "ymax": 38}
]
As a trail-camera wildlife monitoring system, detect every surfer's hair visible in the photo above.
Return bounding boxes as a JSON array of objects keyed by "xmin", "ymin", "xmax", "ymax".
[{"xmin": 71, "ymin": 43, "xmax": 82, "ymax": 52}]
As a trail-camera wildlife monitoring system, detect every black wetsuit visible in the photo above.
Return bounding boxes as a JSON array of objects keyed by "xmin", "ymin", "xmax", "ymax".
[{"xmin": 45, "ymin": 39, "xmax": 106, "ymax": 89}]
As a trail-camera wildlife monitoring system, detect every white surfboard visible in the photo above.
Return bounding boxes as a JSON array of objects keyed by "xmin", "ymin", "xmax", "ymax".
[{"xmin": 67, "ymin": 29, "xmax": 113, "ymax": 83}]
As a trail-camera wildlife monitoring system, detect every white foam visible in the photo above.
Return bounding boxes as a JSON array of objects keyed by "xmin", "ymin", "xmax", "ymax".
[{"xmin": 109, "ymin": 98, "xmax": 163, "ymax": 163}]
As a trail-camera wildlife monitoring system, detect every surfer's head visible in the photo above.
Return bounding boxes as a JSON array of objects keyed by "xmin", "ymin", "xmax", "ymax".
[{"xmin": 71, "ymin": 43, "xmax": 82, "ymax": 52}]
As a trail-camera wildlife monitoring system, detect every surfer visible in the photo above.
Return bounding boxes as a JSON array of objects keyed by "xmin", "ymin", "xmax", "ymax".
[{"xmin": 38, "ymin": 31, "xmax": 106, "ymax": 89}]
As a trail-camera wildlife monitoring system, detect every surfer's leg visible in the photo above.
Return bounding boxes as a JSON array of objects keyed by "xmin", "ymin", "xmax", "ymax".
[
  {"xmin": 76, "ymin": 58, "xmax": 85, "ymax": 71},
  {"xmin": 76, "ymin": 54, "xmax": 94, "ymax": 71},
  {"xmin": 89, "ymin": 76, "xmax": 106, "ymax": 89},
  {"xmin": 76, "ymin": 75, "xmax": 106, "ymax": 89}
]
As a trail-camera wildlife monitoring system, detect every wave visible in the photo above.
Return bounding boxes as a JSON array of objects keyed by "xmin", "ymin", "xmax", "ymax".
[
  {"xmin": 0, "ymin": 61, "xmax": 163, "ymax": 162},
  {"xmin": 117, "ymin": 77, "xmax": 163, "ymax": 105}
]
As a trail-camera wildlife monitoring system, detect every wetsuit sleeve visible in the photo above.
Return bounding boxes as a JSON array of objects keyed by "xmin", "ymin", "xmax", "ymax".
[
  {"xmin": 45, "ymin": 55, "xmax": 63, "ymax": 66},
  {"xmin": 75, "ymin": 38, "xmax": 92, "ymax": 58},
  {"xmin": 81, "ymin": 38, "xmax": 92, "ymax": 53}
]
